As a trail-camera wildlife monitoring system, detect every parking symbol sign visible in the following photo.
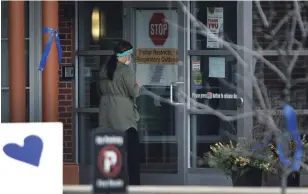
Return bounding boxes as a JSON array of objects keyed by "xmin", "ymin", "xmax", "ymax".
[{"xmin": 92, "ymin": 130, "xmax": 127, "ymax": 194}]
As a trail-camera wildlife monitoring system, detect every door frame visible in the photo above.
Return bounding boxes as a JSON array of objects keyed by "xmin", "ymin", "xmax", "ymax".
[{"xmin": 123, "ymin": 1, "xmax": 189, "ymax": 185}]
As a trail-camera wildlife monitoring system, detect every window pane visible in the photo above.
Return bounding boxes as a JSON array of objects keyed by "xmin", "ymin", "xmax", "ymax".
[
  {"xmin": 190, "ymin": 114, "xmax": 237, "ymax": 168},
  {"xmin": 256, "ymin": 56, "xmax": 308, "ymax": 109},
  {"xmin": 190, "ymin": 55, "xmax": 238, "ymax": 110},
  {"xmin": 78, "ymin": 113, "xmax": 99, "ymax": 165},
  {"xmin": 78, "ymin": 1, "xmax": 123, "ymax": 50},
  {"xmin": 191, "ymin": 1, "xmax": 237, "ymax": 50},
  {"xmin": 191, "ymin": 114, "xmax": 237, "ymax": 136},
  {"xmin": 137, "ymin": 87, "xmax": 175, "ymax": 135},
  {"xmin": 1, "ymin": 1, "xmax": 29, "ymax": 38},
  {"xmin": 1, "ymin": 89, "xmax": 30, "ymax": 122},
  {"xmin": 138, "ymin": 86, "xmax": 177, "ymax": 173},
  {"xmin": 140, "ymin": 142, "xmax": 177, "ymax": 173},
  {"xmin": 78, "ymin": 56, "xmax": 110, "ymax": 107},
  {"xmin": 1, "ymin": 40, "xmax": 29, "ymax": 87}
]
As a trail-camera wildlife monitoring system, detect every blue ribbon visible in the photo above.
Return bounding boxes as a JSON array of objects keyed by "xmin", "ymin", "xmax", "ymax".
[
  {"xmin": 38, "ymin": 27, "xmax": 62, "ymax": 72},
  {"xmin": 277, "ymin": 104, "xmax": 303, "ymax": 171}
]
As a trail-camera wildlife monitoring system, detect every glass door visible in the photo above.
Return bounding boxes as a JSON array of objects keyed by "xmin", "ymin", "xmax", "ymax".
[
  {"xmin": 186, "ymin": 1, "xmax": 243, "ymax": 185},
  {"xmin": 76, "ymin": 1, "xmax": 124, "ymax": 184},
  {"xmin": 123, "ymin": 1, "xmax": 188, "ymax": 185}
]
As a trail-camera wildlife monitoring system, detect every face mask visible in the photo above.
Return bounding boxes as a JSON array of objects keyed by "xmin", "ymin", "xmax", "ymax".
[{"xmin": 125, "ymin": 55, "xmax": 131, "ymax": 65}]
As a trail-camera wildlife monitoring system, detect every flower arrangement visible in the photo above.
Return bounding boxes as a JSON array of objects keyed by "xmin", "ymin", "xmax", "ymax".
[{"xmin": 205, "ymin": 138, "xmax": 274, "ymax": 177}]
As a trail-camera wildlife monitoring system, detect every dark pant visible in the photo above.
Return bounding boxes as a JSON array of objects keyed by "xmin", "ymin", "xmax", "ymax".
[{"xmin": 125, "ymin": 127, "xmax": 141, "ymax": 185}]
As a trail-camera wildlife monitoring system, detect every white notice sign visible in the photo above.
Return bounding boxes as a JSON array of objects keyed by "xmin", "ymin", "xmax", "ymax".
[
  {"xmin": 209, "ymin": 57, "xmax": 225, "ymax": 78},
  {"xmin": 192, "ymin": 61, "xmax": 201, "ymax": 71},
  {"xmin": 207, "ymin": 7, "xmax": 224, "ymax": 48}
]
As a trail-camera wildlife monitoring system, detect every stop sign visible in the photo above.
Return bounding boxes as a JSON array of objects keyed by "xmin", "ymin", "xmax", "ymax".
[{"xmin": 149, "ymin": 13, "xmax": 168, "ymax": 46}]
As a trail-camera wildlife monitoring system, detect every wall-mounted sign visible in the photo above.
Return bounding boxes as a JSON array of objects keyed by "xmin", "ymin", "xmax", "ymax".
[
  {"xmin": 206, "ymin": 7, "xmax": 224, "ymax": 48},
  {"xmin": 135, "ymin": 48, "xmax": 178, "ymax": 65}
]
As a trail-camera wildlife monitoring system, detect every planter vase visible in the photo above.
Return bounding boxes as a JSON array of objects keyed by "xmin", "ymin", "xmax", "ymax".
[
  {"xmin": 287, "ymin": 172, "xmax": 300, "ymax": 187},
  {"xmin": 232, "ymin": 167, "xmax": 262, "ymax": 186}
]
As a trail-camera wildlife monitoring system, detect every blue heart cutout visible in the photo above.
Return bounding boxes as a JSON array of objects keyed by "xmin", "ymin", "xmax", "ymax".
[{"xmin": 3, "ymin": 135, "xmax": 43, "ymax": 167}]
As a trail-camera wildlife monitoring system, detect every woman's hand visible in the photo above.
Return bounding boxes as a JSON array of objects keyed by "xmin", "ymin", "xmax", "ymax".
[{"xmin": 136, "ymin": 81, "xmax": 142, "ymax": 87}]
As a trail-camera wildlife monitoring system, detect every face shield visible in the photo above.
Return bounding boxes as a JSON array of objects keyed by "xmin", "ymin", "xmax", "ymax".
[{"xmin": 116, "ymin": 49, "xmax": 134, "ymax": 64}]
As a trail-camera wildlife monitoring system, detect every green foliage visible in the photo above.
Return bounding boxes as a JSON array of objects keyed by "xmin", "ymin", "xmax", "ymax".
[{"xmin": 205, "ymin": 138, "xmax": 275, "ymax": 176}]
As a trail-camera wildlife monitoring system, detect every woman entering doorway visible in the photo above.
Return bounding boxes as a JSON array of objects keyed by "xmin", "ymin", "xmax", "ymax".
[{"xmin": 99, "ymin": 40, "xmax": 142, "ymax": 185}]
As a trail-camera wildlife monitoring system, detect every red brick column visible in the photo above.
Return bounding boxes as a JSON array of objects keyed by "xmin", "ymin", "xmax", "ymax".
[
  {"xmin": 42, "ymin": 1, "xmax": 59, "ymax": 122},
  {"xmin": 8, "ymin": 1, "xmax": 26, "ymax": 122}
]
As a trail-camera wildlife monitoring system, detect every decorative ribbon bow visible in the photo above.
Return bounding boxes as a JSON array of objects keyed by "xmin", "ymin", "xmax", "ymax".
[
  {"xmin": 38, "ymin": 27, "xmax": 62, "ymax": 72},
  {"xmin": 277, "ymin": 104, "xmax": 303, "ymax": 171},
  {"xmin": 251, "ymin": 104, "xmax": 302, "ymax": 171}
]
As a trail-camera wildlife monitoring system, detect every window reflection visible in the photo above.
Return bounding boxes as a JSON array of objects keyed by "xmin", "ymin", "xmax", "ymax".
[
  {"xmin": 137, "ymin": 86, "xmax": 175, "ymax": 136},
  {"xmin": 78, "ymin": 56, "xmax": 110, "ymax": 108},
  {"xmin": 137, "ymin": 86, "xmax": 178, "ymax": 173},
  {"xmin": 190, "ymin": 114, "xmax": 237, "ymax": 168}
]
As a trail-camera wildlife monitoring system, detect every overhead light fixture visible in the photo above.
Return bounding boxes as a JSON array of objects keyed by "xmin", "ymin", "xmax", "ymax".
[
  {"xmin": 91, "ymin": 7, "xmax": 105, "ymax": 41},
  {"xmin": 91, "ymin": 7, "xmax": 100, "ymax": 41}
]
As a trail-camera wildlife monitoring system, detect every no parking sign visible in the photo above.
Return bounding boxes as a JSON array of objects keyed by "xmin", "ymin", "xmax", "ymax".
[{"xmin": 92, "ymin": 130, "xmax": 127, "ymax": 194}]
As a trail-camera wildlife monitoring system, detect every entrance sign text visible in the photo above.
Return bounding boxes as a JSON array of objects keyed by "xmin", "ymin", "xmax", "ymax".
[
  {"xmin": 192, "ymin": 92, "xmax": 237, "ymax": 99},
  {"xmin": 135, "ymin": 48, "xmax": 178, "ymax": 65},
  {"xmin": 93, "ymin": 131, "xmax": 127, "ymax": 194}
]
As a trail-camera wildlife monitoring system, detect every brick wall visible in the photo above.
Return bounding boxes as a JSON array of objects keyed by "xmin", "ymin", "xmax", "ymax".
[{"xmin": 59, "ymin": 1, "xmax": 75, "ymax": 162}]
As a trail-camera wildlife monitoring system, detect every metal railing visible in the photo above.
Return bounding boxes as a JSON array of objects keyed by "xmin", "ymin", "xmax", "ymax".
[{"xmin": 64, "ymin": 185, "xmax": 308, "ymax": 194}]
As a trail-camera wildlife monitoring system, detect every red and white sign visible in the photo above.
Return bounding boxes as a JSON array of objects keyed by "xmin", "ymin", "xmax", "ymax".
[
  {"xmin": 207, "ymin": 7, "xmax": 224, "ymax": 48},
  {"xmin": 97, "ymin": 145, "xmax": 123, "ymax": 178},
  {"xmin": 149, "ymin": 13, "xmax": 169, "ymax": 46}
]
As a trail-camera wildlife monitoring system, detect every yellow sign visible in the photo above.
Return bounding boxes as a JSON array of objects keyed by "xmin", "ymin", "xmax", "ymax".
[
  {"xmin": 194, "ymin": 72, "xmax": 202, "ymax": 85},
  {"xmin": 135, "ymin": 48, "xmax": 178, "ymax": 65}
]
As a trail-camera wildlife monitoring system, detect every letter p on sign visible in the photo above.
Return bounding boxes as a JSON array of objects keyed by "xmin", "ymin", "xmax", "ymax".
[
  {"xmin": 97, "ymin": 144, "xmax": 123, "ymax": 178},
  {"xmin": 104, "ymin": 151, "xmax": 117, "ymax": 173}
]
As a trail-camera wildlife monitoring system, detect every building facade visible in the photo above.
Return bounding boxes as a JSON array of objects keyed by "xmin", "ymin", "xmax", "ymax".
[{"xmin": 2, "ymin": 1, "xmax": 308, "ymax": 185}]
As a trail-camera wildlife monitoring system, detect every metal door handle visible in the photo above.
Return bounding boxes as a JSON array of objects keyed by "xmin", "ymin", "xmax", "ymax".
[
  {"xmin": 237, "ymin": 97, "xmax": 244, "ymax": 108},
  {"xmin": 170, "ymin": 81, "xmax": 185, "ymax": 105}
]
